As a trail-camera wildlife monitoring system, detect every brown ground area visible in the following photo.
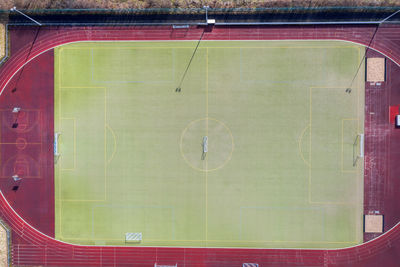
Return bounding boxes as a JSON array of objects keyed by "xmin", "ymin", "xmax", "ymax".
[
  {"xmin": 365, "ymin": 215, "xmax": 384, "ymax": 233},
  {"xmin": 0, "ymin": 24, "xmax": 4, "ymax": 61},
  {"xmin": 0, "ymin": 223, "xmax": 8, "ymax": 267},
  {"xmin": 0, "ymin": 0, "xmax": 399, "ymax": 9},
  {"xmin": 367, "ymin": 57, "xmax": 385, "ymax": 82}
]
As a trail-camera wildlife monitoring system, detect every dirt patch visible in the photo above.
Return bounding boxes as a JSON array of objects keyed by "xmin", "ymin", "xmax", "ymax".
[
  {"xmin": 367, "ymin": 57, "xmax": 385, "ymax": 82},
  {"xmin": 0, "ymin": 223, "xmax": 8, "ymax": 267},
  {"xmin": 0, "ymin": 0, "xmax": 399, "ymax": 9},
  {"xmin": 0, "ymin": 24, "xmax": 4, "ymax": 60},
  {"xmin": 365, "ymin": 214, "xmax": 384, "ymax": 233}
]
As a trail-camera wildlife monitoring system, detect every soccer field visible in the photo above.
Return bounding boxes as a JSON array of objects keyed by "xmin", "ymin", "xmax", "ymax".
[{"xmin": 54, "ymin": 40, "xmax": 364, "ymax": 248}]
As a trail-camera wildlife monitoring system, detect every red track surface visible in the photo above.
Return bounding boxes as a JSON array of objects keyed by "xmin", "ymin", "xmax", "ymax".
[
  {"xmin": 0, "ymin": 25, "xmax": 400, "ymax": 266},
  {"xmin": 0, "ymin": 48, "xmax": 54, "ymax": 245},
  {"xmin": 363, "ymin": 49, "xmax": 400, "ymax": 244}
]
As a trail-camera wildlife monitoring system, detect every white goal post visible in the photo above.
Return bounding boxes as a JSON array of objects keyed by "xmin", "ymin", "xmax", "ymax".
[
  {"xmin": 359, "ymin": 133, "xmax": 364, "ymax": 158},
  {"xmin": 54, "ymin": 132, "xmax": 60, "ymax": 156},
  {"xmin": 54, "ymin": 132, "xmax": 61, "ymax": 164}
]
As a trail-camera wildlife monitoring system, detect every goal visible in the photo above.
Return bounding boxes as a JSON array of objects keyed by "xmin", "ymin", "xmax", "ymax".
[
  {"xmin": 353, "ymin": 134, "xmax": 364, "ymax": 166},
  {"xmin": 54, "ymin": 132, "xmax": 60, "ymax": 163}
]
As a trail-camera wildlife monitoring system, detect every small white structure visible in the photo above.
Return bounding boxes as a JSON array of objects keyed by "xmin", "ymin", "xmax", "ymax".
[
  {"xmin": 54, "ymin": 132, "xmax": 60, "ymax": 156},
  {"xmin": 12, "ymin": 107, "xmax": 21, "ymax": 113},
  {"xmin": 12, "ymin": 175, "xmax": 21, "ymax": 181},
  {"xmin": 203, "ymin": 136, "xmax": 208, "ymax": 153},
  {"xmin": 207, "ymin": 19, "xmax": 216, "ymax": 25},
  {"xmin": 172, "ymin": 25, "xmax": 189, "ymax": 29},
  {"xmin": 396, "ymin": 115, "xmax": 400, "ymax": 127}
]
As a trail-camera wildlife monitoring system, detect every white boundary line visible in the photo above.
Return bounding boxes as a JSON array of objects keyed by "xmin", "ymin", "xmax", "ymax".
[{"xmin": 0, "ymin": 38, "xmax": 398, "ymax": 251}]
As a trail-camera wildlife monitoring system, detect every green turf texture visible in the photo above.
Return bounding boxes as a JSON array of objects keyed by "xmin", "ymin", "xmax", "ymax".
[{"xmin": 54, "ymin": 41, "xmax": 365, "ymax": 248}]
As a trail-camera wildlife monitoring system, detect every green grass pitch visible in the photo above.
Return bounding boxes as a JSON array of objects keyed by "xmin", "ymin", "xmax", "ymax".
[{"xmin": 54, "ymin": 40, "xmax": 365, "ymax": 248}]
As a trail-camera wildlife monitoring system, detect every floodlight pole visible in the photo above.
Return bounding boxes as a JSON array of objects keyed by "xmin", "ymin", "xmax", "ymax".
[
  {"xmin": 380, "ymin": 9, "xmax": 400, "ymax": 24},
  {"xmin": 346, "ymin": 9, "xmax": 400, "ymax": 90},
  {"xmin": 10, "ymin": 7, "xmax": 42, "ymax": 26},
  {"xmin": 203, "ymin": 6, "xmax": 209, "ymax": 22}
]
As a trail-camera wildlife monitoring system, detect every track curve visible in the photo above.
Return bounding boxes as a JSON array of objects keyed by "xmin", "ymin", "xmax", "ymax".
[{"xmin": 0, "ymin": 25, "xmax": 399, "ymax": 266}]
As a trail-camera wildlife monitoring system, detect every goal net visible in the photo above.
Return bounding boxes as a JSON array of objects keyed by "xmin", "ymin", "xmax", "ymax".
[
  {"xmin": 353, "ymin": 134, "xmax": 364, "ymax": 166},
  {"xmin": 54, "ymin": 132, "xmax": 60, "ymax": 164}
]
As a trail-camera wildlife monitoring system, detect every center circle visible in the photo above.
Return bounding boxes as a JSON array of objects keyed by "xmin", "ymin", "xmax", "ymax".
[{"xmin": 180, "ymin": 118, "xmax": 234, "ymax": 172}]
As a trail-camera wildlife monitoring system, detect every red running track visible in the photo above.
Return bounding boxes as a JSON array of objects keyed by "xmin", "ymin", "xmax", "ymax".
[{"xmin": 0, "ymin": 25, "xmax": 400, "ymax": 266}]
